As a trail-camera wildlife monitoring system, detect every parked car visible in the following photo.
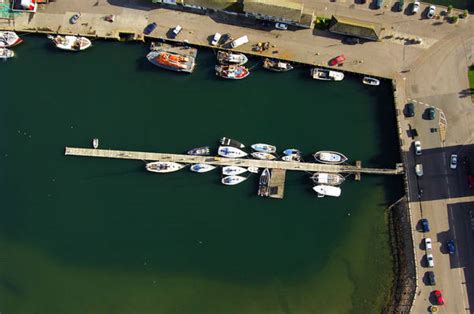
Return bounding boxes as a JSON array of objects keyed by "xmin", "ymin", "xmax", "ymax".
[
  {"xmin": 405, "ymin": 102, "xmax": 415, "ymax": 117},
  {"xmin": 427, "ymin": 271, "xmax": 436, "ymax": 285},
  {"xmin": 447, "ymin": 240, "xmax": 455, "ymax": 254},
  {"xmin": 450, "ymin": 154, "xmax": 458, "ymax": 169},
  {"xmin": 434, "ymin": 290, "xmax": 444, "ymax": 305},
  {"xmin": 144, "ymin": 22, "xmax": 157, "ymax": 35},
  {"xmin": 172, "ymin": 25, "xmax": 182, "ymax": 37},
  {"xmin": 330, "ymin": 54, "xmax": 346, "ymax": 66},
  {"xmin": 397, "ymin": 0, "xmax": 405, "ymax": 11},
  {"xmin": 415, "ymin": 164, "xmax": 423, "ymax": 177},
  {"xmin": 425, "ymin": 237, "xmax": 432, "ymax": 250},
  {"xmin": 70, "ymin": 13, "xmax": 81, "ymax": 24},
  {"xmin": 427, "ymin": 253, "xmax": 434, "ymax": 267},
  {"xmin": 411, "ymin": 1, "xmax": 420, "ymax": 14},
  {"xmin": 426, "ymin": 107, "xmax": 436, "ymax": 120},
  {"xmin": 219, "ymin": 33, "xmax": 232, "ymax": 45},
  {"xmin": 414, "ymin": 141, "xmax": 422, "ymax": 155},
  {"xmin": 427, "ymin": 5, "xmax": 436, "ymax": 19},
  {"xmin": 374, "ymin": 0, "xmax": 384, "ymax": 9},
  {"xmin": 211, "ymin": 32, "xmax": 221, "ymax": 46},
  {"xmin": 275, "ymin": 22, "xmax": 288, "ymax": 30},
  {"xmin": 420, "ymin": 218, "xmax": 430, "ymax": 232}
]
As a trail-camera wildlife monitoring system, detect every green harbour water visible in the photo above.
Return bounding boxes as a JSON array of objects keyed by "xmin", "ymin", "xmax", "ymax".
[{"xmin": 1, "ymin": 37, "xmax": 402, "ymax": 314}]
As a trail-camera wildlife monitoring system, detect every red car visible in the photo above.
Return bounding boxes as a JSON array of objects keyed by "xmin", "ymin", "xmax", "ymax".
[
  {"xmin": 469, "ymin": 175, "xmax": 474, "ymax": 188},
  {"xmin": 330, "ymin": 54, "xmax": 346, "ymax": 66},
  {"xmin": 434, "ymin": 290, "xmax": 444, "ymax": 305}
]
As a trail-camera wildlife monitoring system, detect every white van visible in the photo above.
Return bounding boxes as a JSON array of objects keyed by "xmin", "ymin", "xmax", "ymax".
[
  {"xmin": 415, "ymin": 164, "xmax": 423, "ymax": 177},
  {"xmin": 230, "ymin": 35, "xmax": 249, "ymax": 48},
  {"xmin": 211, "ymin": 32, "xmax": 221, "ymax": 46},
  {"xmin": 172, "ymin": 25, "xmax": 182, "ymax": 37}
]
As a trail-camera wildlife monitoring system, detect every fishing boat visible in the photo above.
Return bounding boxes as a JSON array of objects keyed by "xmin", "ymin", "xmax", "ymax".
[
  {"xmin": 146, "ymin": 162, "xmax": 185, "ymax": 173},
  {"xmin": 0, "ymin": 31, "xmax": 22, "ymax": 48},
  {"xmin": 190, "ymin": 164, "xmax": 216, "ymax": 173},
  {"xmin": 362, "ymin": 76, "xmax": 380, "ymax": 86},
  {"xmin": 313, "ymin": 185, "xmax": 342, "ymax": 197},
  {"xmin": 222, "ymin": 166, "xmax": 247, "ymax": 176},
  {"xmin": 147, "ymin": 50, "xmax": 195, "ymax": 73},
  {"xmin": 92, "ymin": 138, "xmax": 99, "ymax": 149},
  {"xmin": 262, "ymin": 58, "xmax": 293, "ymax": 72},
  {"xmin": 217, "ymin": 51, "xmax": 248, "ymax": 65},
  {"xmin": 48, "ymin": 35, "xmax": 92, "ymax": 51},
  {"xmin": 258, "ymin": 168, "xmax": 271, "ymax": 197},
  {"xmin": 313, "ymin": 151, "xmax": 348, "ymax": 164},
  {"xmin": 310, "ymin": 68, "xmax": 344, "ymax": 81},
  {"xmin": 251, "ymin": 152, "xmax": 276, "ymax": 160},
  {"xmin": 187, "ymin": 146, "xmax": 210, "ymax": 155},
  {"xmin": 218, "ymin": 146, "xmax": 248, "ymax": 158},
  {"xmin": 220, "ymin": 137, "xmax": 245, "ymax": 149},
  {"xmin": 247, "ymin": 167, "xmax": 259, "ymax": 173},
  {"xmin": 310, "ymin": 173, "xmax": 345, "ymax": 186},
  {"xmin": 215, "ymin": 65, "xmax": 250, "ymax": 80},
  {"xmin": 251, "ymin": 143, "xmax": 276, "ymax": 153},
  {"xmin": 0, "ymin": 48, "xmax": 14, "ymax": 59},
  {"xmin": 283, "ymin": 148, "xmax": 301, "ymax": 156},
  {"xmin": 222, "ymin": 175, "xmax": 247, "ymax": 185},
  {"xmin": 282, "ymin": 154, "xmax": 301, "ymax": 162}
]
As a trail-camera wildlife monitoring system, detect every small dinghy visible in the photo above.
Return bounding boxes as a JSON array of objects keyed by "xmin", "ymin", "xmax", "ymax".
[
  {"xmin": 92, "ymin": 138, "xmax": 99, "ymax": 149},
  {"xmin": 247, "ymin": 166, "xmax": 259, "ymax": 174},
  {"xmin": 0, "ymin": 48, "xmax": 14, "ymax": 59},
  {"xmin": 215, "ymin": 65, "xmax": 250, "ymax": 80},
  {"xmin": 251, "ymin": 143, "xmax": 276, "ymax": 153},
  {"xmin": 283, "ymin": 148, "xmax": 301, "ymax": 156},
  {"xmin": 220, "ymin": 137, "xmax": 245, "ymax": 149},
  {"xmin": 146, "ymin": 162, "xmax": 185, "ymax": 173},
  {"xmin": 48, "ymin": 35, "xmax": 92, "ymax": 51},
  {"xmin": 310, "ymin": 173, "xmax": 345, "ymax": 186},
  {"xmin": 313, "ymin": 185, "xmax": 341, "ymax": 197},
  {"xmin": 313, "ymin": 151, "xmax": 348, "ymax": 164},
  {"xmin": 311, "ymin": 68, "xmax": 344, "ymax": 81},
  {"xmin": 218, "ymin": 146, "xmax": 248, "ymax": 158},
  {"xmin": 282, "ymin": 154, "xmax": 301, "ymax": 162},
  {"xmin": 0, "ymin": 31, "xmax": 22, "ymax": 48},
  {"xmin": 190, "ymin": 164, "xmax": 216, "ymax": 173},
  {"xmin": 187, "ymin": 146, "xmax": 211, "ymax": 156},
  {"xmin": 262, "ymin": 58, "xmax": 293, "ymax": 72},
  {"xmin": 217, "ymin": 51, "xmax": 248, "ymax": 65},
  {"xmin": 222, "ymin": 166, "xmax": 247, "ymax": 176},
  {"xmin": 362, "ymin": 77, "xmax": 380, "ymax": 86},
  {"xmin": 222, "ymin": 175, "xmax": 247, "ymax": 186},
  {"xmin": 251, "ymin": 152, "xmax": 276, "ymax": 160}
]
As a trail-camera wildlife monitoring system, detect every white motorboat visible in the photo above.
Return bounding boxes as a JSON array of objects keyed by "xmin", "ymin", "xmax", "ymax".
[
  {"xmin": 0, "ymin": 48, "xmax": 14, "ymax": 59},
  {"xmin": 146, "ymin": 162, "xmax": 185, "ymax": 173},
  {"xmin": 251, "ymin": 143, "xmax": 276, "ymax": 153},
  {"xmin": 48, "ymin": 35, "xmax": 92, "ymax": 51},
  {"xmin": 92, "ymin": 138, "xmax": 99, "ymax": 149},
  {"xmin": 362, "ymin": 77, "xmax": 380, "ymax": 86},
  {"xmin": 222, "ymin": 166, "xmax": 247, "ymax": 176},
  {"xmin": 0, "ymin": 31, "xmax": 22, "ymax": 48},
  {"xmin": 218, "ymin": 146, "xmax": 248, "ymax": 158},
  {"xmin": 222, "ymin": 175, "xmax": 247, "ymax": 185},
  {"xmin": 247, "ymin": 167, "xmax": 259, "ymax": 174},
  {"xmin": 217, "ymin": 51, "xmax": 248, "ymax": 65},
  {"xmin": 282, "ymin": 154, "xmax": 301, "ymax": 162},
  {"xmin": 311, "ymin": 68, "xmax": 344, "ymax": 81},
  {"xmin": 258, "ymin": 168, "xmax": 271, "ymax": 197},
  {"xmin": 311, "ymin": 173, "xmax": 345, "ymax": 186},
  {"xmin": 313, "ymin": 185, "xmax": 342, "ymax": 197},
  {"xmin": 190, "ymin": 164, "xmax": 216, "ymax": 173},
  {"xmin": 251, "ymin": 152, "xmax": 276, "ymax": 160},
  {"xmin": 313, "ymin": 151, "xmax": 348, "ymax": 164},
  {"xmin": 283, "ymin": 148, "xmax": 300, "ymax": 156}
]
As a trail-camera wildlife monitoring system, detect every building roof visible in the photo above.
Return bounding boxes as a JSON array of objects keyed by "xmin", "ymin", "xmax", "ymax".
[
  {"xmin": 182, "ymin": 0, "xmax": 240, "ymax": 11},
  {"xmin": 329, "ymin": 15, "xmax": 382, "ymax": 41},
  {"xmin": 243, "ymin": 0, "xmax": 303, "ymax": 22}
]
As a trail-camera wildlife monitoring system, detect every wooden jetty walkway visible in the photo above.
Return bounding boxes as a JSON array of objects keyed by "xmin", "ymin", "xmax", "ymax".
[{"xmin": 65, "ymin": 147, "xmax": 404, "ymax": 175}]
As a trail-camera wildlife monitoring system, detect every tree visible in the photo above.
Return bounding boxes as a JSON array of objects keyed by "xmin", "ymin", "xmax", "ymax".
[{"xmin": 447, "ymin": 4, "xmax": 453, "ymax": 15}]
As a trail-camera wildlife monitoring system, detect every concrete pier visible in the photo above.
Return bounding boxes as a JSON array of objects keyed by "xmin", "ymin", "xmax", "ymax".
[{"xmin": 65, "ymin": 147, "xmax": 404, "ymax": 176}]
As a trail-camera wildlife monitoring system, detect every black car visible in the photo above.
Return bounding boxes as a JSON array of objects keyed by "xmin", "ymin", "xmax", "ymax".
[
  {"xmin": 420, "ymin": 218, "xmax": 430, "ymax": 232},
  {"xmin": 426, "ymin": 107, "xmax": 436, "ymax": 120},
  {"xmin": 427, "ymin": 271, "xmax": 436, "ymax": 285},
  {"xmin": 219, "ymin": 33, "xmax": 232, "ymax": 45},
  {"xmin": 405, "ymin": 103, "xmax": 415, "ymax": 117},
  {"xmin": 144, "ymin": 22, "xmax": 157, "ymax": 35}
]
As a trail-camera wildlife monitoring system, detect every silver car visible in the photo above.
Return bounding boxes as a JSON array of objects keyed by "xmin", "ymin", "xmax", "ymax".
[
  {"xmin": 427, "ymin": 253, "xmax": 434, "ymax": 267},
  {"xmin": 427, "ymin": 5, "xmax": 436, "ymax": 19},
  {"xmin": 411, "ymin": 1, "xmax": 420, "ymax": 14},
  {"xmin": 450, "ymin": 154, "xmax": 458, "ymax": 169}
]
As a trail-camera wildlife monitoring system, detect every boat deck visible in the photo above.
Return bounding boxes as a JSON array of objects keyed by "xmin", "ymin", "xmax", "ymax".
[{"xmin": 150, "ymin": 42, "xmax": 197, "ymax": 59}]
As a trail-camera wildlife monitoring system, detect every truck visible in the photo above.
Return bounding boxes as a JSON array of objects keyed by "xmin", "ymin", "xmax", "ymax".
[{"xmin": 230, "ymin": 35, "xmax": 249, "ymax": 48}]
